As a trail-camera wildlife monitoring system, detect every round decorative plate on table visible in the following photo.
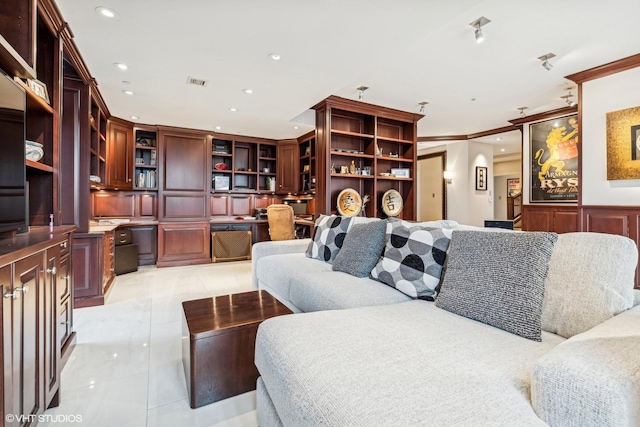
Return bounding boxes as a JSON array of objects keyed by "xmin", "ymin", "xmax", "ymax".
[
  {"xmin": 381, "ymin": 189, "xmax": 403, "ymax": 217},
  {"xmin": 336, "ymin": 188, "xmax": 362, "ymax": 217}
]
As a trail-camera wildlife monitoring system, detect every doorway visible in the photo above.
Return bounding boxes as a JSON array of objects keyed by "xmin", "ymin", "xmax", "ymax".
[{"xmin": 417, "ymin": 152, "xmax": 446, "ymax": 221}]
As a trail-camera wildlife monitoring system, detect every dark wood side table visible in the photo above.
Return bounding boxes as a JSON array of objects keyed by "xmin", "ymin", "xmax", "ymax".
[{"xmin": 182, "ymin": 290, "xmax": 292, "ymax": 408}]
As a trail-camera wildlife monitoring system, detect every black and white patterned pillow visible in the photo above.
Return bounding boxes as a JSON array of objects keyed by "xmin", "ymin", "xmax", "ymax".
[
  {"xmin": 435, "ymin": 230, "xmax": 558, "ymax": 341},
  {"xmin": 370, "ymin": 220, "xmax": 453, "ymax": 300},
  {"xmin": 305, "ymin": 215, "xmax": 355, "ymax": 263}
]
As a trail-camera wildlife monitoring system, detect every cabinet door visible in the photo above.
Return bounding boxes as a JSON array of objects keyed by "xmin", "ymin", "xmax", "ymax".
[
  {"xmin": 1, "ymin": 265, "xmax": 13, "ymax": 426},
  {"xmin": 107, "ymin": 120, "xmax": 134, "ymax": 189},
  {"xmin": 277, "ymin": 141, "xmax": 299, "ymax": 194},
  {"xmin": 103, "ymin": 231, "xmax": 115, "ymax": 289},
  {"xmin": 12, "ymin": 253, "xmax": 45, "ymax": 423},
  {"xmin": 44, "ymin": 245, "xmax": 61, "ymax": 407},
  {"xmin": 157, "ymin": 222, "xmax": 211, "ymax": 267}
]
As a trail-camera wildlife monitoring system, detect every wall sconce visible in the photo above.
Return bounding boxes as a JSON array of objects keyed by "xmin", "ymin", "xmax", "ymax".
[{"xmin": 443, "ymin": 170, "xmax": 453, "ymax": 184}]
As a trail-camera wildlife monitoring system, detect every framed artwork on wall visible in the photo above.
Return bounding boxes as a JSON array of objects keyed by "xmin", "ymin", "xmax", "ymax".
[
  {"xmin": 530, "ymin": 115, "xmax": 579, "ymax": 202},
  {"xmin": 606, "ymin": 105, "xmax": 640, "ymax": 180},
  {"xmin": 507, "ymin": 178, "xmax": 521, "ymax": 196},
  {"xmin": 475, "ymin": 166, "xmax": 487, "ymax": 191}
]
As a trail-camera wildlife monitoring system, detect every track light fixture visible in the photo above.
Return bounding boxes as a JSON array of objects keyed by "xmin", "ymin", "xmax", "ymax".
[
  {"xmin": 517, "ymin": 106, "xmax": 528, "ymax": 118},
  {"xmin": 560, "ymin": 88, "xmax": 576, "ymax": 107},
  {"xmin": 356, "ymin": 86, "xmax": 369, "ymax": 100},
  {"xmin": 538, "ymin": 53, "xmax": 556, "ymax": 71},
  {"xmin": 469, "ymin": 17, "xmax": 491, "ymax": 43},
  {"xmin": 418, "ymin": 101, "xmax": 429, "ymax": 113}
]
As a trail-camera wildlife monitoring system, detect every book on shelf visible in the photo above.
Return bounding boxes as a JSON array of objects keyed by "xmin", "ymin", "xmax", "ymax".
[
  {"xmin": 137, "ymin": 170, "xmax": 156, "ymax": 188},
  {"xmin": 149, "ymin": 149, "xmax": 156, "ymax": 166}
]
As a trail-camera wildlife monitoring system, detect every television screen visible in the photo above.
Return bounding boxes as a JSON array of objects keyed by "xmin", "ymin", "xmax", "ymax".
[{"xmin": 0, "ymin": 69, "xmax": 27, "ymax": 234}]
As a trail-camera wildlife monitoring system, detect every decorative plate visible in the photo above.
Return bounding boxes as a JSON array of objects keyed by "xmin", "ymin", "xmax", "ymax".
[
  {"xmin": 336, "ymin": 188, "xmax": 362, "ymax": 217},
  {"xmin": 214, "ymin": 162, "xmax": 228, "ymax": 170},
  {"xmin": 381, "ymin": 189, "xmax": 403, "ymax": 217}
]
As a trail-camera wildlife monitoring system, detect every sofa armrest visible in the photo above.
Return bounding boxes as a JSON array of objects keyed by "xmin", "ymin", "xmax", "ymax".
[
  {"xmin": 251, "ymin": 239, "xmax": 311, "ymax": 290},
  {"xmin": 531, "ymin": 304, "xmax": 640, "ymax": 427}
]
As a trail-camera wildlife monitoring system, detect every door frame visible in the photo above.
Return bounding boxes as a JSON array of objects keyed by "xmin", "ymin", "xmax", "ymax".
[{"xmin": 417, "ymin": 151, "xmax": 447, "ymax": 220}]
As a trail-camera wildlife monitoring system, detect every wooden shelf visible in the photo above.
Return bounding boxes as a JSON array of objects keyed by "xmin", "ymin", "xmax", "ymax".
[
  {"xmin": 258, "ymin": 156, "xmax": 276, "ymax": 161},
  {"xmin": 330, "ymin": 150, "xmax": 374, "ymax": 159},
  {"xmin": 234, "ymin": 171, "xmax": 257, "ymax": 175},
  {"xmin": 377, "ymin": 136, "xmax": 414, "ymax": 144},
  {"xmin": 330, "ymin": 173, "xmax": 375, "ymax": 179},
  {"xmin": 212, "ymin": 169, "xmax": 232, "ymax": 174},
  {"xmin": 377, "ymin": 155, "xmax": 413, "ymax": 163},
  {"xmin": 14, "ymin": 79, "xmax": 54, "ymax": 114},
  {"xmin": 330, "ymin": 129, "xmax": 374, "ymax": 139},
  {"xmin": 135, "ymin": 164, "xmax": 156, "ymax": 169},
  {"xmin": 136, "ymin": 145, "xmax": 157, "ymax": 150},
  {"xmin": 213, "ymin": 152, "xmax": 232, "ymax": 157},
  {"xmin": 26, "ymin": 160, "xmax": 54, "ymax": 173},
  {"xmin": 376, "ymin": 175, "xmax": 413, "ymax": 181}
]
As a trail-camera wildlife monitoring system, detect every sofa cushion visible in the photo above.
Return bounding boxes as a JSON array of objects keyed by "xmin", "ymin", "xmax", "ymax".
[
  {"xmin": 305, "ymin": 214, "xmax": 355, "ymax": 263},
  {"xmin": 256, "ymin": 253, "xmax": 332, "ymax": 303},
  {"xmin": 532, "ymin": 304, "xmax": 640, "ymax": 427},
  {"xmin": 289, "ymin": 271, "xmax": 411, "ymax": 312},
  {"xmin": 436, "ymin": 230, "xmax": 557, "ymax": 341},
  {"xmin": 370, "ymin": 219, "xmax": 453, "ymax": 300},
  {"xmin": 332, "ymin": 220, "xmax": 387, "ymax": 277},
  {"xmin": 255, "ymin": 300, "xmax": 563, "ymax": 427},
  {"xmin": 541, "ymin": 232, "xmax": 638, "ymax": 338}
]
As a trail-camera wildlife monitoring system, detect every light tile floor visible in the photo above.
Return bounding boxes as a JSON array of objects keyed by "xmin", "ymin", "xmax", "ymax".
[{"xmin": 41, "ymin": 261, "xmax": 258, "ymax": 427}]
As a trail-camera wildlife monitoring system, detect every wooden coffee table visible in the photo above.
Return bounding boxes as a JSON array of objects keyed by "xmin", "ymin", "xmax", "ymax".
[{"xmin": 182, "ymin": 290, "xmax": 292, "ymax": 408}]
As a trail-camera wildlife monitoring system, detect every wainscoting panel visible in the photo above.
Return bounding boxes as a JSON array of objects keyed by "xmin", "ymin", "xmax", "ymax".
[
  {"xmin": 581, "ymin": 206, "xmax": 640, "ymax": 289},
  {"xmin": 522, "ymin": 205, "xmax": 578, "ymax": 233}
]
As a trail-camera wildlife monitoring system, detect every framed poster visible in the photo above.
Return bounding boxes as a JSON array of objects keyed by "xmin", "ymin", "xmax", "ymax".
[
  {"xmin": 475, "ymin": 166, "xmax": 487, "ymax": 191},
  {"xmin": 530, "ymin": 115, "xmax": 578, "ymax": 202},
  {"xmin": 507, "ymin": 178, "xmax": 521, "ymax": 196}
]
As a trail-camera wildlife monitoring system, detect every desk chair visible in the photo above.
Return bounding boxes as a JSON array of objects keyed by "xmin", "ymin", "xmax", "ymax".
[{"xmin": 267, "ymin": 204, "xmax": 296, "ymax": 240}]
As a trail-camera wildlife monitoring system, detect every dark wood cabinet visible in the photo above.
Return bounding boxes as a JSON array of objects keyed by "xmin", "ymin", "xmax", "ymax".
[
  {"xmin": 277, "ymin": 140, "xmax": 299, "ymax": 194},
  {"xmin": 522, "ymin": 205, "xmax": 578, "ymax": 233},
  {"xmin": 73, "ymin": 230, "xmax": 115, "ymax": 308},
  {"xmin": 157, "ymin": 222, "xmax": 210, "ymax": 267},
  {"xmin": 159, "ymin": 128, "xmax": 210, "ymax": 221},
  {"xmin": 0, "ymin": 227, "xmax": 74, "ymax": 426},
  {"xmin": 107, "ymin": 118, "xmax": 134, "ymax": 189},
  {"xmin": 313, "ymin": 96, "xmax": 421, "ymax": 219}
]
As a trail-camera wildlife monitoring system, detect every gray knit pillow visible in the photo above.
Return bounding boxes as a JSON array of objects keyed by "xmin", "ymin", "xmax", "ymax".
[
  {"xmin": 305, "ymin": 215, "xmax": 355, "ymax": 263},
  {"xmin": 332, "ymin": 220, "xmax": 387, "ymax": 277},
  {"xmin": 436, "ymin": 230, "xmax": 558, "ymax": 341}
]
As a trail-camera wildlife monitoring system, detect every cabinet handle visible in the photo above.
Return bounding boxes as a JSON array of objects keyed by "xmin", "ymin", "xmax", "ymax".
[
  {"xmin": 47, "ymin": 267, "xmax": 57, "ymax": 275},
  {"xmin": 60, "ymin": 241, "xmax": 68, "ymax": 249},
  {"xmin": 63, "ymin": 275, "xmax": 70, "ymax": 281},
  {"xmin": 15, "ymin": 285, "xmax": 29, "ymax": 294},
  {"xmin": 60, "ymin": 321, "xmax": 70, "ymax": 325},
  {"xmin": 110, "ymin": 268, "xmax": 115, "ymax": 272},
  {"xmin": 120, "ymin": 240, "xmax": 127, "ymax": 243},
  {"xmin": 3, "ymin": 292, "xmax": 17, "ymax": 300}
]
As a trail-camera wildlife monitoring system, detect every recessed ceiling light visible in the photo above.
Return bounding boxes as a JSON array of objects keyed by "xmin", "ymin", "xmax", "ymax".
[
  {"xmin": 122, "ymin": 90, "xmax": 134, "ymax": 95},
  {"xmin": 113, "ymin": 62, "xmax": 128, "ymax": 70},
  {"xmin": 500, "ymin": 148, "xmax": 505, "ymax": 152},
  {"xmin": 215, "ymin": 126, "xmax": 222, "ymax": 130},
  {"xmin": 131, "ymin": 116, "xmax": 139, "ymax": 120},
  {"xmin": 496, "ymin": 137, "xmax": 502, "ymax": 141},
  {"xmin": 293, "ymin": 126, "xmax": 299, "ymax": 130},
  {"xmin": 268, "ymin": 53, "xmax": 281, "ymax": 61},
  {"xmin": 122, "ymin": 80, "xmax": 130, "ymax": 84},
  {"xmin": 229, "ymin": 107, "xmax": 237, "ymax": 112},
  {"xmin": 242, "ymin": 89, "xmax": 253, "ymax": 94},
  {"xmin": 96, "ymin": 6, "xmax": 118, "ymax": 18}
]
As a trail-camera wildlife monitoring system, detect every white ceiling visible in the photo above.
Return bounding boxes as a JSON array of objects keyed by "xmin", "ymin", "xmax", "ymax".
[{"xmin": 57, "ymin": 0, "xmax": 640, "ymax": 150}]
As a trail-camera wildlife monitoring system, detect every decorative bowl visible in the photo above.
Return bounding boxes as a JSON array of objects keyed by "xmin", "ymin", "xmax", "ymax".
[
  {"xmin": 25, "ymin": 140, "xmax": 44, "ymax": 162},
  {"xmin": 214, "ymin": 162, "xmax": 228, "ymax": 170}
]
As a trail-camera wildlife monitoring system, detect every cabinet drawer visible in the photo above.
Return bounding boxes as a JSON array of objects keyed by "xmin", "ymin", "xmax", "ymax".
[{"xmin": 115, "ymin": 228, "xmax": 132, "ymax": 246}]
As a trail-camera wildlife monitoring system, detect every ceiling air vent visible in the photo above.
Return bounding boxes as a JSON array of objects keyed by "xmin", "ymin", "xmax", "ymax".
[{"xmin": 186, "ymin": 76, "xmax": 208, "ymax": 87}]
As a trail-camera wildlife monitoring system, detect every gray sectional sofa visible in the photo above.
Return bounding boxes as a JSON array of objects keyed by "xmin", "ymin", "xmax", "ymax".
[{"xmin": 251, "ymin": 218, "xmax": 640, "ymax": 426}]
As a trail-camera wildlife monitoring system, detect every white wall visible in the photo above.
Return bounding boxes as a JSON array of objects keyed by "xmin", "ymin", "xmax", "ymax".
[
  {"xmin": 494, "ymin": 159, "xmax": 520, "ymax": 177},
  {"xmin": 582, "ymin": 66, "xmax": 640, "ymax": 205},
  {"xmin": 419, "ymin": 140, "xmax": 493, "ymax": 227}
]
